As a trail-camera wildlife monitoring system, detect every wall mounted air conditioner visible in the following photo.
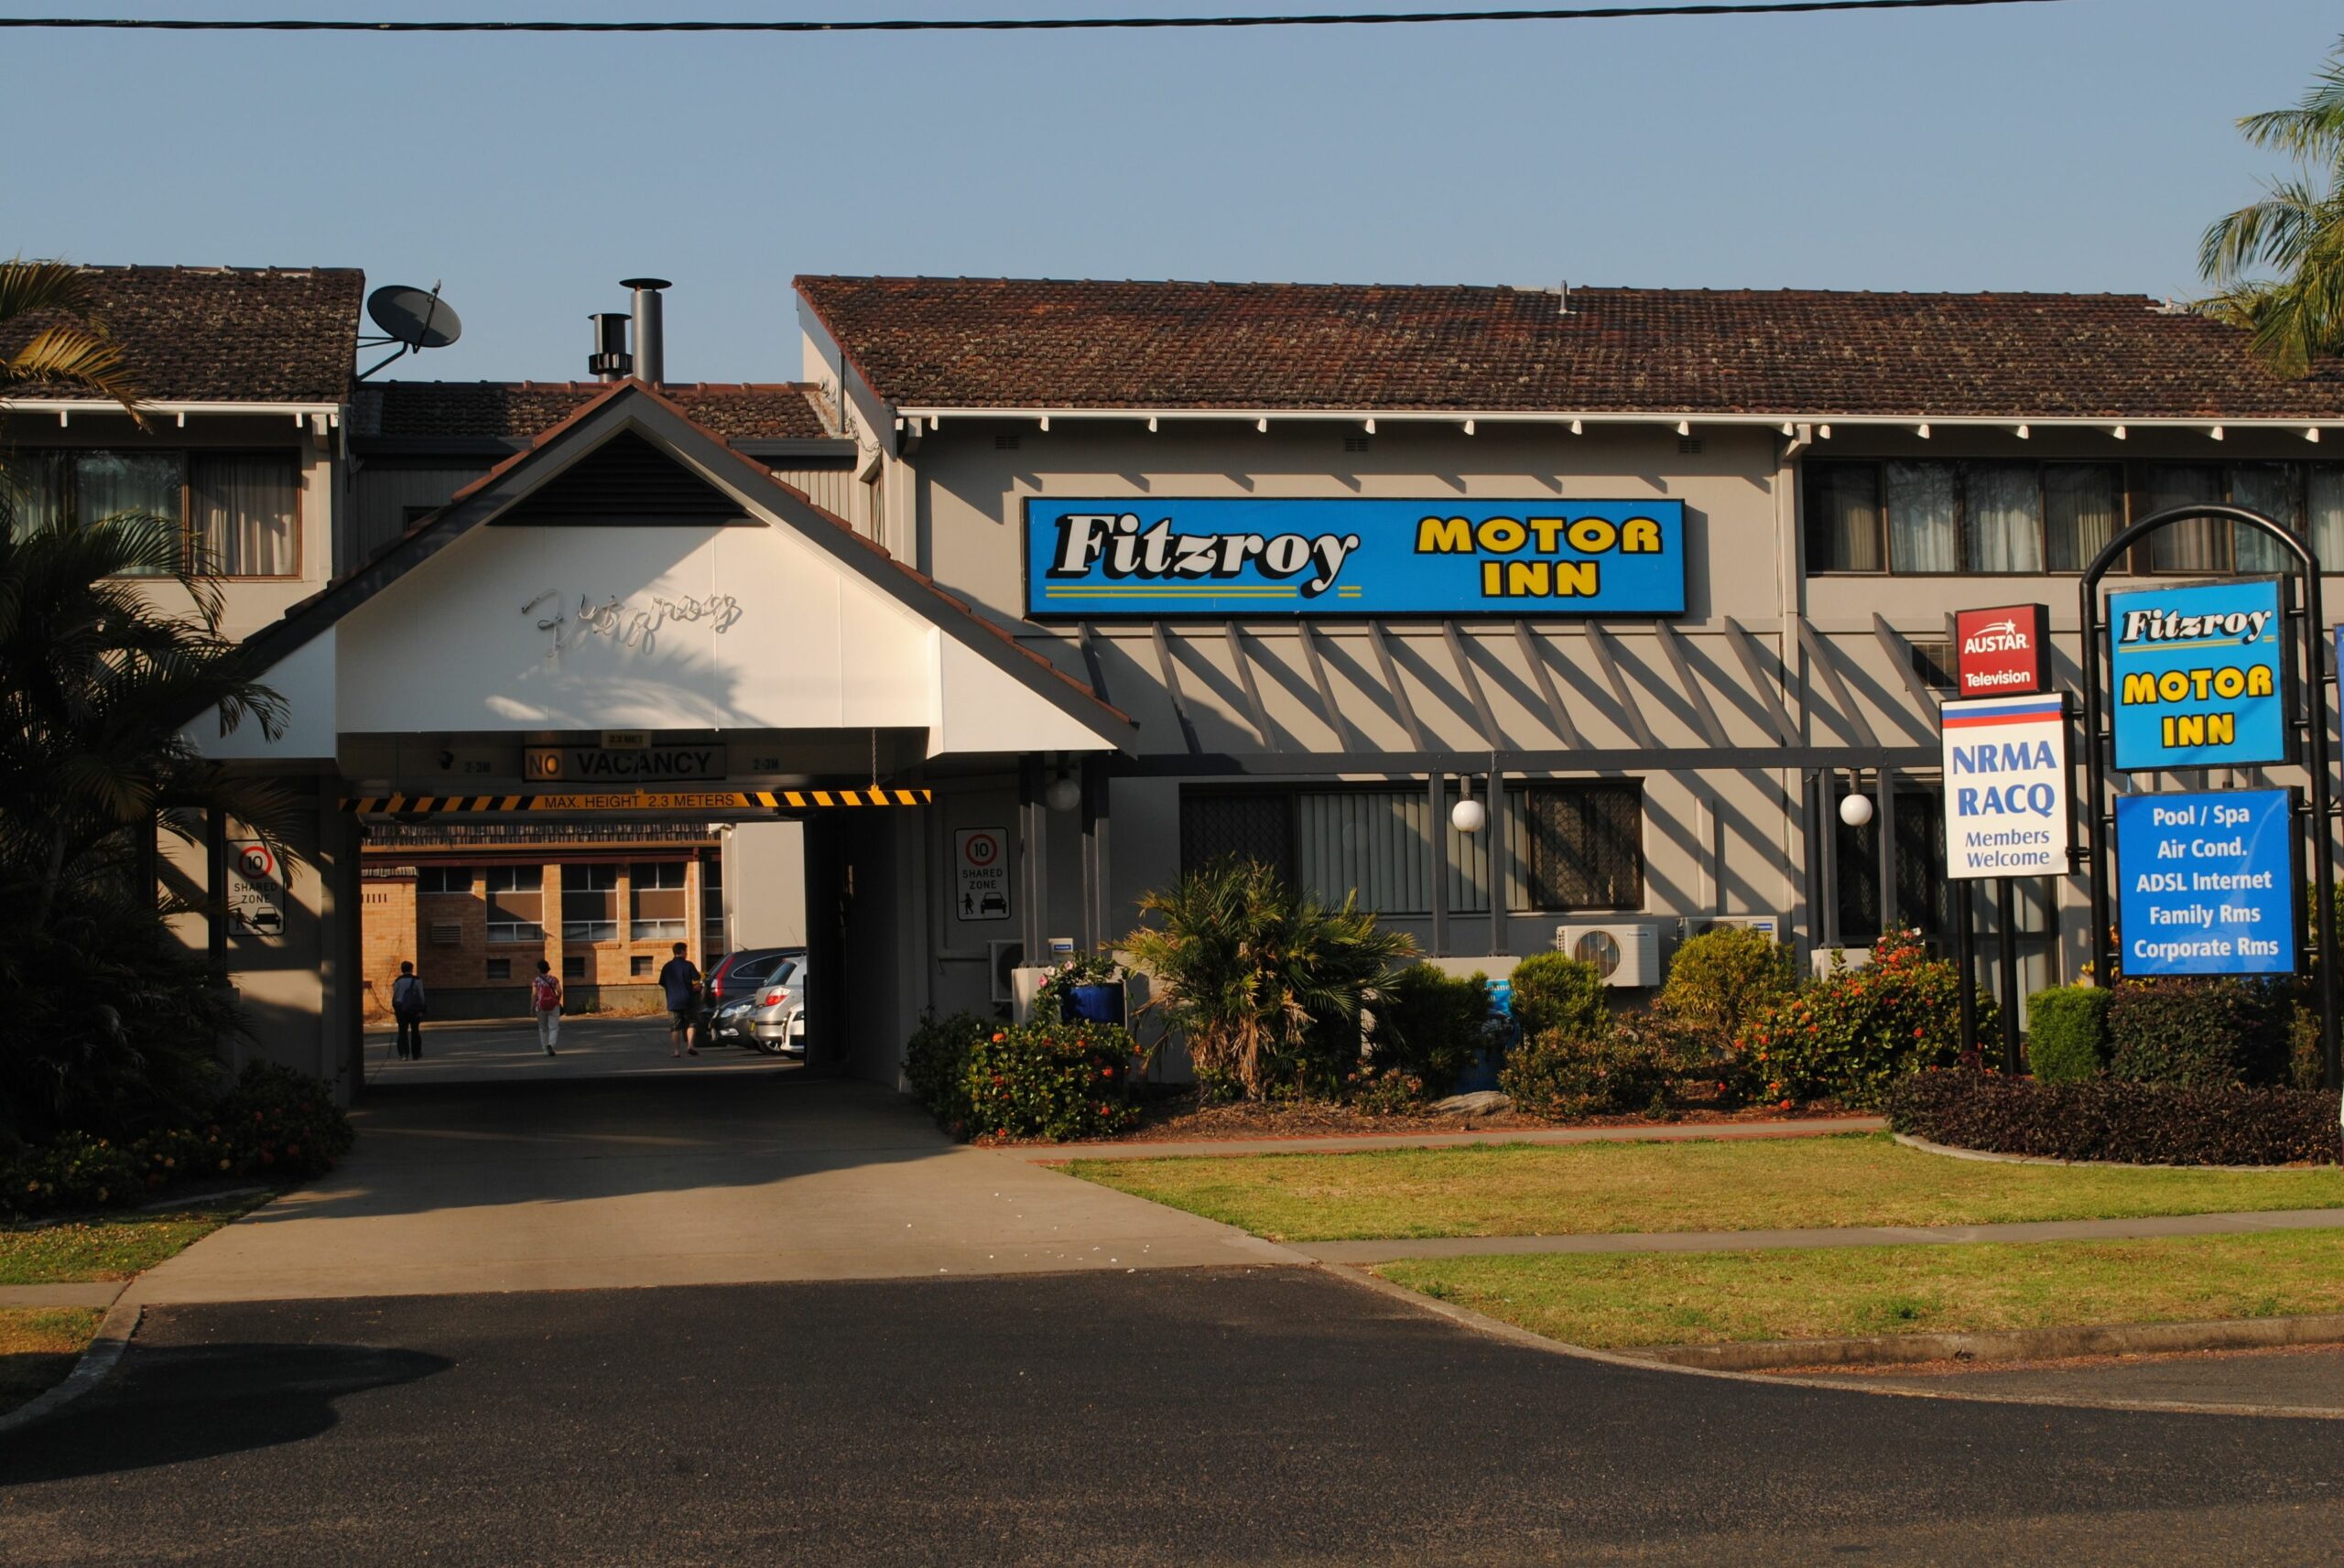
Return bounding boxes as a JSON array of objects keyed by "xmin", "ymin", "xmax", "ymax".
[
  {"xmin": 1554, "ymin": 922, "xmax": 1663, "ymax": 987},
  {"xmin": 988, "ymin": 939, "xmax": 1025, "ymax": 1004},
  {"xmin": 1699, "ymin": 914, "xmax": 1785, "ymax": 940},
  {"xmin": 1811, "ymin": 946, "xmax": 1873, "ymax": 980}
]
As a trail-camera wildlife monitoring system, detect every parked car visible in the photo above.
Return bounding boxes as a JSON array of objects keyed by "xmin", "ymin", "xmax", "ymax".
[
  {"xmin": 698, "ymin": 947, "xmax": 798, "ymax": 1042},
  {"xmin": 714, "ymin": 953, "xmax": 810, "ymax": 1056}
]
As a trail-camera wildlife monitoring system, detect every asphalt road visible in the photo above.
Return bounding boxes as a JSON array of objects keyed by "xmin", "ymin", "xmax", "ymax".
[{"xmin": 9, "ymin": 1268, "xmax": 2344, "ymax": 1566}]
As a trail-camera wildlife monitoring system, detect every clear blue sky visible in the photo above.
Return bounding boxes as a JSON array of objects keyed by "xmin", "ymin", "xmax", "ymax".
[{"xmin": 9, "ymin": 1, "xmax": 2339, "ymax": 384}]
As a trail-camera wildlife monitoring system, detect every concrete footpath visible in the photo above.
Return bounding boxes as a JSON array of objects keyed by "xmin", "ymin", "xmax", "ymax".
[{"xmin": 123, "ymin": 1074, "xmax": 1296, "ymax": 1306}]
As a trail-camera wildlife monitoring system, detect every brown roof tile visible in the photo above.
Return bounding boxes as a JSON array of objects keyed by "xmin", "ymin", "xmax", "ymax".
[
  {"xmin": 359, "ymin": 381, "xmax": 833, "ymax": 442},
  {"xmin": 2, "ymin": 265, "xmax": 362, "ymax": 405},
  {"xmin": 795, "ymin": 276, "xmax": 2344, "ymax": 421}
]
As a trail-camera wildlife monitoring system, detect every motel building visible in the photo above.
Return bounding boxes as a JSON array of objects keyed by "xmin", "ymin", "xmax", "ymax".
[{"xmin": 10, "ymin": 265, "xmax": 2344, "ymax": 1096}]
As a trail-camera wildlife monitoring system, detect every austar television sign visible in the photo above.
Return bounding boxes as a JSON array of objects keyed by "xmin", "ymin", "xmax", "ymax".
[
  {"xmin": 1024, "ymin": 498, "xmax": 1687, "ymax": 619},
  {"xmin": 1954, "ymin": 603, "xmax": 2051, "ymax": 697}
]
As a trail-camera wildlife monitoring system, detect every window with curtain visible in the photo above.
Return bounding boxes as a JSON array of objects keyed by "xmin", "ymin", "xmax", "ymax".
[
  {"xmin": 1297, "ymin": 791, "xmax": 1432, "ymax": 914},
  {"xmin": 1803, "ymin": 462, "xmax": 1884, "ymax": 572},
  {"xmin": 1963, "ymin": 461, "xmax": 2046, "ymax": 573},
  {"xmin": 483, "ymin": 866, "xmax": 544, "ymax": 943},
  {"xmin": 74, "ymin": 451, "xmax": 183, "ymax": 576},
  {"xmin": 1885, "ymin": 461, "xmax": 1958, "ymax": 572},
  {"xmin": 2147, "ymin": 465, "xmax": 2227, "ymax": 573},
  {"xmin": 2229, "ymin": 462, "xmax": 2302, "ymax": 575},
  {"xmin": 2044, "ymin": 463, "xmax": 2121, "ymax": 571},
  {"xmin": 629, "ymin": 860, "xmax": 689, "ymax": 940},
  {"xmin": 563, "ymin": 863, "xmax": 619, "ymax": 942},
  {"xmin": 2313, "ymin": 468, "xmax": 2344, "ymax": 568},
  {"xmin": 190, "ymin": 454, "xmax": 298, "ymax": 577},
  {"xmin": 4, "ymin": 451, "xmax": 66, "ymax": 539},
  {"xmin": 1525, "ymin": 784, "xmax": 1644, "ymax": 911}
]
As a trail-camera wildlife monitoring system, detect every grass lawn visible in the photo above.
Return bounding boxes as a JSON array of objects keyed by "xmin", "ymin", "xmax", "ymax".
[
  {"xmin": 1377, "ymin": 1231, "xmax": 2344, "ymax": 1349},
  {"xmin": 0, "ymin": 1195, "xmax": 265, "ymax": 1285},
  {"xmin": 1066, "ymin": 1132, "xmax": 2344, "ymax": 1243},
  {"xmin": 0, "ymin": 1307, "xmax": 103, "ymax": 1415}
]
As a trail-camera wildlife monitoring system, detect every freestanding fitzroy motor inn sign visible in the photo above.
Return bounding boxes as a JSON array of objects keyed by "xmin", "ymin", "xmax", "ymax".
[
  {"xmin": 1938, "ymin": 694, "xmax": 2070, "ymax": 880},
  {"xmin": 1954, "ymin": 604, "xmax": 2052, "ymax": 697},
  {"xmin": 2106, "ymin": 579, "xmax": 2289, "ymax": 772},
  {"xmin": 1025, "ymin": 499, "xmax": 1687, "ymax": 618}
]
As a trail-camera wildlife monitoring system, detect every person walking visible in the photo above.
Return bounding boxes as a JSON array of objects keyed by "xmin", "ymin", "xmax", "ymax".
[
  {"xmin": 657, "ymin": 942, "xmax": 701, "ymax": 1058},
  {"xmin": 389, "ymin": 961, "xmax": 428, "ymax": 1061},
  {"xmin": 531, "ymin": 958, "xmax": 563, "ymax": 1056}
]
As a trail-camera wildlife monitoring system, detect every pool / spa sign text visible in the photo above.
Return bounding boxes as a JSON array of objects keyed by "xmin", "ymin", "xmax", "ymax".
[
  {"xmin": 1025, "ymin": 498, "xmax": 1687, "ymax": 618},
  {"xmin": 2114, "ymin": 788, "xmax": 2295, "ymax": 976},
  {"xmin": 1938, "ymin": 694, "xmax": 2070, "ymax": 880},
  {"xmin": 2107, "ymin": 579, "xmax": 2288, "ymax": 771}
]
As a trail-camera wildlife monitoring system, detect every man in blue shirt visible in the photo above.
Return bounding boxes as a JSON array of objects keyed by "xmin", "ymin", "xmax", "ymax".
[{"xmin": 657, "ymin": 943, "xmax": 701, "ymax": 1058}]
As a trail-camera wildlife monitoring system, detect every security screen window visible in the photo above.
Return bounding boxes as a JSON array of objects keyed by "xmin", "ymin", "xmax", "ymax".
[
  {"xmin": 563, "ymin": 863, "xmax": 619, "ymax": 943},
  {"xmin": 1523, "ymin": 784, "xmax": 1644, "ymax": 911},
  {"xmin": 4, "ymin": 449, "xmax": 298, "ymax": 577},
  {"xmin": 630, "ymin": 860, "xmax": 688, "ymax": 941},
  {"xmin": 700, "ymin": 856, "xmax": 725, "ymax": 947},
  {"xmin": 1833, "ymin": 787, "xmax": 1947, "ymax": 941},
  {"xmin": 483, "ymin": 866, "xmax": 544, "ymax": 943},
  {"xmin": 1178, "ymin": 792, "xmax": 1296, "ymax": 881}
]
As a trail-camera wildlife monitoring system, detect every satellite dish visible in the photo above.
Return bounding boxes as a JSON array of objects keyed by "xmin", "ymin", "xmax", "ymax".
[
  {"xmin": 357, "ymin": 282, "xmax": 462, "ymax": 379},
  {"xmin": 367, "ymin": 285, "xmax": 461, "ymax": 349}
]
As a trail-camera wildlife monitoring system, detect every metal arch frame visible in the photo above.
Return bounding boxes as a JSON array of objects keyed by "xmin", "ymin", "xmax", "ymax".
[{"xmin": 2077, "ymin": 503, "xmax": 2339, "ymax": 1087}]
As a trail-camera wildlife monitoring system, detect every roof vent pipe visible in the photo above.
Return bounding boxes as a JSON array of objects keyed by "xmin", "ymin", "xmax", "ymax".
[
  {"xmin": 588, "ymin": 312, "xmax": 632, "ymax": 382},
  {"xmin": 621, "ymin": 276, "xmax": 671, "ymax": 384}
]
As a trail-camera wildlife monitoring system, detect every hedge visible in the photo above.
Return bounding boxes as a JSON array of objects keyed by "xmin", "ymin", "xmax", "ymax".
[
  {"xmin": 1885, "ymin": 1068, "xmax": 2341, "ymax": 1167},
  {"xmin": 2024, "ymin": 986, "xmax": 2108, "ymax": 1084}
]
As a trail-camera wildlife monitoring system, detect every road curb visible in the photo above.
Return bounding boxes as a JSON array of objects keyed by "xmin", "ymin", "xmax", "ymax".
[
  {"xmin": 1019, "ymin": 1116, "xmax": 1885, "ymax": 1162},
  {"xmin": 1317, "ymin": 1261, "xmax": 2344, "ymax": 1420},
  {"xmin": 0, "ymin": 1296, "xmax": 140, "ymax": 1439},
  {"xmin": 1631, "ymin": 1311, "xmax": 2344, "ymax": 1372},
  {"xmin": 1892, "ymin": 1130, "xmax": 2343, "ymax": 1173}
]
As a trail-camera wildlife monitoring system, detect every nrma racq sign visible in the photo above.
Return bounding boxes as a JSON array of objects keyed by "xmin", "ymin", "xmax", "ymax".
[
  {"xmin": 1939, "ymin": 694, "xmax": 2070, "ymax": 880},
  {"xmin": 2107, "ymin": 580, "xmax": 2287, "ymax": 772},
  {"xmin": 1026, "ymin": 498, "xmax": 1686, "ymax": 619}
]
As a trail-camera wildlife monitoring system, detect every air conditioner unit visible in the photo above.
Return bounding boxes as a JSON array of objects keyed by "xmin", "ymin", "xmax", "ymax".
[
  {"xmin": 988, "ymin": 939, "xmax": 1025, "ymax": 1004},
  {"xmin": 1699, "ymin": 914, "xmax": 1785, "ymax": 940},
  {"xmin": 1554, "ymin": 922, "xmax": 1663, "ymax": 987},
  {"xmin": 1811, "ymin": 945, "xmax": 1873, "ymax": 980}
]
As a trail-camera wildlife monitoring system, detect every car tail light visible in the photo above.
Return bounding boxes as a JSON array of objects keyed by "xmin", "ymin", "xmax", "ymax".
[{"xmin": 761, "ymin": 988, "xmax": 794, "ymax": 1007}]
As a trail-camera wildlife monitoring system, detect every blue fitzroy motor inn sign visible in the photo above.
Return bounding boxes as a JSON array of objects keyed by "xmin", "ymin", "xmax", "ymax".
[
  {"xmin": 1024, "ymin": 498, "xmax": 1687, "ymax": 618},
  {"xmin": 2106, "ymin": 579, "xmax": 2288, "ymax": 772}
]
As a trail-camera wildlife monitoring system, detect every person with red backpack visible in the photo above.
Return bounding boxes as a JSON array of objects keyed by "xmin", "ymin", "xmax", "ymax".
[{"xmin": 531, "ymin": 958, "xmax": 562, "ymax": 1056}]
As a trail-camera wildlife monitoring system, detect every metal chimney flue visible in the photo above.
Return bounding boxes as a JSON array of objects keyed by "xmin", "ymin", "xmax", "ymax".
[
  {"xmin": 588, "ymin": 312, "xmax": 632, "ymax": 382},
  {"xmin": 621, "ymin": 276, "xmax": 671, "ymax": 384}
]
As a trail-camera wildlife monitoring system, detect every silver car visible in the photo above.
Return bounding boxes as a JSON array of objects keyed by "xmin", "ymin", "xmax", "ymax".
[{"xmin": 713, "ymin": 952, "xmax": 808, "ymax": 1055}]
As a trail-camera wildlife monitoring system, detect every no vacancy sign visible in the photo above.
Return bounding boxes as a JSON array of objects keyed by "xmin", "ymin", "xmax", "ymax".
[{"xmin": 1939, "ymin": 694, "xmax": 2070, "ymax": 880}]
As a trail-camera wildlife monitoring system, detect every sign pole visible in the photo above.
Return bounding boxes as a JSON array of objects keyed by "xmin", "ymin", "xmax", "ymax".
[
  {"xmin": 1995, "ymin": 878, "xmax": 2022, "ymax": 1073},
  {"xmin": 1955, "ymin": 880, "xmax": 1979, "ymax": 1061}
]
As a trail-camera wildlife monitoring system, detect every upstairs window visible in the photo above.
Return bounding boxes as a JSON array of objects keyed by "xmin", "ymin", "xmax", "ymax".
[
  {"xmin": 483, "ymin": 866, "xmax": 544, "ymax": 943},
  {"xmin": 1806, "ymin": 460, "xmax": 2121, "ymax": 575},
  {"xmin": 629, "ymin": 860, "xmax": 688, "ymax": 941},
  {"xmin": 562, "ymin": 863, "xmax": 619, "ymax": 943},
  {"xmin": 6, "ymin": 448, "xmax": 298, "ymax": 577}
]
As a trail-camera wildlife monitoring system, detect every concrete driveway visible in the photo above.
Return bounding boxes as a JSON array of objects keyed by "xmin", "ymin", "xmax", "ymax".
[{"xmin": 126, "ymin": 1073, "xmax": 1293, "ymax": 1306}]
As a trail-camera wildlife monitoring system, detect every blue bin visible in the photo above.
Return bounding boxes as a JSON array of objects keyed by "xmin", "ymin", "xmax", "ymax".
[{"xmin": 1061, "ymin": 983, "xmax": 1126, "ymax": 1026}]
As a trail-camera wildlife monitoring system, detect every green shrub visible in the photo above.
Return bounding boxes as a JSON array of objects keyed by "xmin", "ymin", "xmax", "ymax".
[
  {"xmin": 1738, "ymin": 928, "xmax": 1991, "ymax": 1108},
  {"xmin": 962, "ymin": 1021, "xmax": 1142, "ymax": 1142},
  {"xmin": 1371, "ymin": 966, "xmax": 1498, "ymax": 1097},
  {"xmin": 212, "ymin": 1062, "xmax": 353, "ymax": 1182},
  {"xmin": 905, "ymin": 1010, "xmax": 989, "ymax": 1133},
  {"xmin": 1507, "ymin": 952, "xmax": 1610, "ymax": 1043},
  {"xmin": 2024, "ymin": 986, "xmax": 2109, "ymax": 1084},
  {"xmin": 1344, "ymin": 1064, "xmax": 1428, "ymax": 1116},
  {"xmin": 1887, "ymin": 1068, "xmax": 2340, "ymax": 1166},
  {"xmin": 1657, "ymin": 927, "xmax": 1798, "ymax": 1055},
  {"xmin": 1498, "ymin": 1020, "xmax": 1667, "ymax": 1121},
  {"xmin": 2106, "ymin": 977, "xmax": 2291, "ymax": 1088}
]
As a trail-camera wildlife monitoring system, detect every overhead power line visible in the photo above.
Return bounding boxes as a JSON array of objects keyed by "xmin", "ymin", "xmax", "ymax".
[{"xmin": 0, "ymin": 0, "xmax": 2083, "ymax": 37}]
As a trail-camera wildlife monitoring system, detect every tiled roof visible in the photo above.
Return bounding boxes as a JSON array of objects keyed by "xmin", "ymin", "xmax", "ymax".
[
  {"xmin": 357, "ymin": 381, "xmax": 834, "ymax": 443},
  {"xmin": 1, "ymin": 265, "xmax": 362, "ymax": 405},
  {"xmin": 796, "ymin": 276, "xmax": 2344, "ymax": 421}
]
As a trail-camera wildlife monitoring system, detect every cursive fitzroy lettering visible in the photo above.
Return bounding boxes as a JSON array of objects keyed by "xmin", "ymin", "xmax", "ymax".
[{"xmin": 1049, "ymin": 513, "xmax": 1360, "ymax": 598}]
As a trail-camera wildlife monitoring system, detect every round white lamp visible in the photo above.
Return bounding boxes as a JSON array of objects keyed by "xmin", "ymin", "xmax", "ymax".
[
  {"xmin": 1839, "ymin": 793, "xmax": 1874, "ymax": 827},
  {"xmin": 1450, "ymin": 779, "xmax": 1488, "ymax": 834},
  {"xmin": 1043, "ymin": 772, "xmax": 1082, "ymax": 813}
]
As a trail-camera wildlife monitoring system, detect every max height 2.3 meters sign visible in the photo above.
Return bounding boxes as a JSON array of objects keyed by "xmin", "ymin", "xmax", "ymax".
[{"xmin": 1026, "ymin": 499, "xmax": 1687, "ymax": 618}]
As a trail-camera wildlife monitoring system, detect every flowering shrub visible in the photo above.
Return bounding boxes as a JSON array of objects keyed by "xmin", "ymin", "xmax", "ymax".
[
  {"xmin": 962, "ymin": 1022, "xmax": 1143, "ymax": 1143},
  {"xmin": 904, "ymin": 1010, "xmax": 990, "ymax": 1133},
  {"xmin": 1737, "ymin": 929, "xmax": 1992, "ymax": 1108},
  {"xmin": 2, "ymin": 1061, "xmax": 354, "ymax": 1218}
]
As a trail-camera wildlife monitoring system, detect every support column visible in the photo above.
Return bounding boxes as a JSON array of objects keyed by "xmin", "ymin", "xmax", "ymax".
[
  {"xmin": 1018, "ymin": 757, "xmax": 1045, "ymax": 965},
  {"xmin": 205, "ymin": 806, "xmax": 228, "ymax": 977},
  {"xmin": 1488, "ymin": 757, "xmax": 1509, "ymax": 958},
  {"xmin": 1875, "ymin": 764, "xmax": 1897, "ymax": 939},
  {"xmin": 1427, "ymin": 771, "xmax": 1449, "ymax": 959}
]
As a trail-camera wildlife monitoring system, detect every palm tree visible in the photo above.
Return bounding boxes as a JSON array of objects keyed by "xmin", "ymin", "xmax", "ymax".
[
  {"xmin": 0, "ymin": 258, "xmax": 144, "ymax": 411},
  {"xmin": 2198, "ymin": 41, "xmax": 2344, "ymax": 377}
]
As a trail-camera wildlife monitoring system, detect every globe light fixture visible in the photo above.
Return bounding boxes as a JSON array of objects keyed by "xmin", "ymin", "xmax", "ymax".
[
  {"xmin": 1839, "ymin": 793, "xmax": 1874, "ymax": 827},
  {"xmin": 1450, "ymin": 777, "xmax": 1488, "ymax": 834},
  {"xmin": 1043, "ymin": 772, "xmax": 1082, "ymax": 813}
]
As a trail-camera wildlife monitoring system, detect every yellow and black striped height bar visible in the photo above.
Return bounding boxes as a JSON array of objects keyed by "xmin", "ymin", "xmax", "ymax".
[{"xmin": 342, "ymin": 788, "xmax": 933, "ymax": 815}]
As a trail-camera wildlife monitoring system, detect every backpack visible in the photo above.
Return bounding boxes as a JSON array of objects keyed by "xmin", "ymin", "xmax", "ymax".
[
  {"xmin": 532, "ymin": 972, "xmax": 560, "ymax": 1011},
  {"xmin": 391, "ymin": 974, "xmax": 427, "ymax": 1016}
]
